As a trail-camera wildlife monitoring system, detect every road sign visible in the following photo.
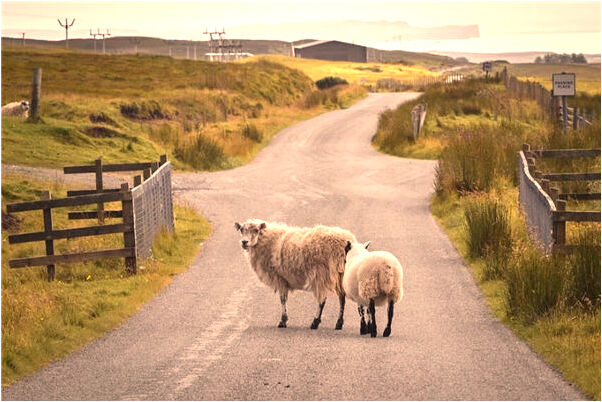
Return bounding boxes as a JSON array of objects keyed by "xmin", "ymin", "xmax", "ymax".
[
  {"xmin": 552, "ymin": 73, "xmax": 575, "ymax": 96},
  {"xmin": 482, "ymin": 62, "xmax": 492, "ymax": 72}
]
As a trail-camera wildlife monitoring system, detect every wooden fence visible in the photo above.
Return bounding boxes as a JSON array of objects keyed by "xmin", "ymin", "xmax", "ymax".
[
  {"xmin": 518, "ymin": 144, "xmax": 600, "ymax": 253},
  {"xmin": 6, "ymin": 155, "xmax": 173, "ymax": 280},
  {"xmin": 500, "ymin": 68, "xmax": 593, "ymax": 129}
]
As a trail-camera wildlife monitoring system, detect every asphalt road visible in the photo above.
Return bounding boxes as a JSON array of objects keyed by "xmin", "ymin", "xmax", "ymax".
[{"xmin": 2, "ymin": 93, "xmax": 584, "ymax": 400}]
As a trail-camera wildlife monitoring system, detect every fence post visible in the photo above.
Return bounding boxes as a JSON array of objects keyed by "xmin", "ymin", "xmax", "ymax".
[
  {"xmin": 134, "ymin": 175, "xmax": 142, "ymax": 187},
  {"xmin": 555, "ymin": 199, "xmax": 567, "ymax": 249},
  {"xmin": 42, "ymin": 191, "xmax": 55, "ymax": 281},
  {"xmin": 95, "ymin": 158, "xmax": 104, "ymax": 224},
  {"xmin": 160, "ymin": 154, "xmax": 167, "ymax": 165},
  {"xmin": 541, "ymin": 179, "xmax": 550, "ymax": 194},
  {"xmin": 121, "ymin": 183, "xmax": 137, "ymax": 274},
  {"xmin": 573, "ymin": 107, "xmax": 579, "ymax": 130},
  {"xmin": 151, "ymin": 162, "xmax": 159, "ymax": 173},
  {"xmin": 29, "ymin": 67, "xmax": 42, "ymax": 123},
  {"xmin": 143, "ymin": 168, "xmax": 151, "ymax": 181}
]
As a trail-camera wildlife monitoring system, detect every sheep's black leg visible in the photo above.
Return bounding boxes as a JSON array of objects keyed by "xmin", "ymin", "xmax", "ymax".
[
  {"xmin": 383, "ymin": 300, "xmax": 394, "ymax": 337},
  {"xmin": 358, "ymin": 305, "xmax": 368, "ymax": 335},
  {"xmin": 369, "ymin": 299, "xmax": 377, "ymax": 338},
  {"xmin": 310, "ymin": 299, "xmax": 326, "ymax": 329},
  {"xmin": 335, "ymin": 294, "xmax": 345, "ymax": 330},
  {"xmin": 278, "ymin": 290, "xmax": 288, "ymax": 328}
]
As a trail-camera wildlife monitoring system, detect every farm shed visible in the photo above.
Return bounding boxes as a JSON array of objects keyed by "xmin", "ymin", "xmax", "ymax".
[{"xmin": 293, "ymin": 40, "xmax": 367, "ymax": 63}]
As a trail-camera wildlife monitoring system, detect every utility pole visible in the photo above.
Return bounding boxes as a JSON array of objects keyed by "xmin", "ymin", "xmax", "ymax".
[
  {"xmin": 58, "ymin": 18, "xmax": 75, "ymax": 48},
  {"xmin": 90, "ymin": 29, "xmax": 101, "ymax": 53},
  {"xmin": 21, "ymin": 32, "xmax": 26, "ymax": 46},
  {"xmin": 96, "ymin": 28, "xmax": 111, "ymax": 55}
]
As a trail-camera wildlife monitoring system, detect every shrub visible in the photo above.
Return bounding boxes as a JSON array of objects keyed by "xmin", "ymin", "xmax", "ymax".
[
  {"xmin": 174, "ymin": 133, "xmax": 225, "ymax": 170},
  {"xmin": 241, "ymin": 123, "xmax": 262, "ymax": 143},
  {"xmin": 315, "ymin": 76, "xmax": 348, "ymax": 90},
  {"xmin": 119, "ymin": 101, "xmax": 173, "ymax": 120},
  {"xmin": 376, "ymin": 78, "xmax": 410, "ymax": 92},
  {"xmin": 504, "ymin": 249, "xmax": 567, "ymax": 323},
  {"xmin": 464, "ymin": 196, "xmax": 512, "ymax": 260}
]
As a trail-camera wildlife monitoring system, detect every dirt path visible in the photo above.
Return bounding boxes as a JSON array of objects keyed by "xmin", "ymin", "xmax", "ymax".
[{"xmin": 2, "ymin": 93, "xmax": 583, "ymax": 400}]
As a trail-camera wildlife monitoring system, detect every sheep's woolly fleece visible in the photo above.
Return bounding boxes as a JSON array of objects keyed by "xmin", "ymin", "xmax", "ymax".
[
  {"xmin": 1, "ymin": 100, "xmax": 29, "ymax": 117},
  {"xmin": 239, "ymin": 219, "xmax": 356, "ymax": 301}
]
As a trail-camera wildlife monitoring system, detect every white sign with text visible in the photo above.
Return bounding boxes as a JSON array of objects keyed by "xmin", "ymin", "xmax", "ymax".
[{"xmin": 552, "ymin": 73, "xmax": 576, "ymax": 96}]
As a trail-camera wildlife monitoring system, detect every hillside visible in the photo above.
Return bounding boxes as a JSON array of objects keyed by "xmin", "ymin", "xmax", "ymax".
[
  {"xmin": 1, "ymin": 46, "xmax": 366, "ymax": 170},
  {"xmin": 2, "ymin": 36, "xmax": 462, "ymax": 70}
]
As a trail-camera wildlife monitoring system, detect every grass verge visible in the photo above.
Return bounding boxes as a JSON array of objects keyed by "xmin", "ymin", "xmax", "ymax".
[
  {"xmin": 431, "ymin": 191, "xmax": 600, "ymax": 399},
  {"xmin": 1, "ymin": 174, "xmax": 211, "ymax": 386}
]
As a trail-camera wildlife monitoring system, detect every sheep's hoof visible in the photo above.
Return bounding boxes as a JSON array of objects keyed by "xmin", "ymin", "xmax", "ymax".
[
  {"xmin": 310, "ymin": 318, "xmax": 321, "ymax": 329},
  {"xmin": 360, "ymin": 322, "xmax": 369, "ymax": 335},
  {"xmin": 383, "ymin": 327, "xmax": 391, "ymax": 337},
  {"xmin": 371, "ymin": 325, "xmax": 377, "ymax": 338},
  {"xmin": 335, "ymin": 318, "xmax": 344, "ymax": 330},
  {"xmin": 278, "ymin": 321, "xmax": 287, "ymax": 328}
]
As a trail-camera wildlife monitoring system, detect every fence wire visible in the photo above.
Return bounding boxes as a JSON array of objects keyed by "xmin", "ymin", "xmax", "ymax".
[
  {"xmin": 131, "ymin": 162, "xmax": 174, "ymax": 259},
  {"xmin": 518, "ymin": 151, "xmax": 556, "ymax": 253}
]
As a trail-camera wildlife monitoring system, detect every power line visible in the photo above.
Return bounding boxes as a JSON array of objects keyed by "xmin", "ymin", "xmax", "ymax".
[{"xmin": 57, "ymin": 18, "xmax": 75, "ymax": 48}]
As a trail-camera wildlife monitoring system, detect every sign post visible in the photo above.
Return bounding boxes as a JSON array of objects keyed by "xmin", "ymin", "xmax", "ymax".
[
  {"xmin": 482, "ymin": 61, "xmax": 492, "ymax": 80},
  {"xmin": 552, "ymin": 73, "xmax": 576, "ymax": 134}
]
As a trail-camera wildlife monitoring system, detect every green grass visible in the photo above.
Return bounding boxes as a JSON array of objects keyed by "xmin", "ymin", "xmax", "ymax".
[
  {"xmin": 248, "ymin": 54, "xmax": 438, "ymax": 88},
  {"xmin": 1, "ymin": 174, "xmax": 212, "ymax": 386},
  {"xmin": 431, "ymin": 192, "xmax": 600, "ymax": 399},
  {"xmin": 1, "ymin": 47, "xmax": 367, "ymax": 171}
]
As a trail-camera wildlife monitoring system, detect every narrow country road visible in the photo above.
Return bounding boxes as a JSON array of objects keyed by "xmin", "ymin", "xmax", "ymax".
[{"xmin": 2, "ymin": 93, "xmax": 584, "ymax": 400}]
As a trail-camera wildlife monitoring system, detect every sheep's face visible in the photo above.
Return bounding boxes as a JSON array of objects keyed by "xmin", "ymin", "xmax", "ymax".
[
  {"xmin": 20, "ymin": 101, "xmax": 29, "ymax": 111},
  {"xmin": 234, "ymin": 220, "xmax": 266, "ymax": 250},
  {"xmin": 344, "ymin": 241, "xmax": 371, "ymax": 264}
]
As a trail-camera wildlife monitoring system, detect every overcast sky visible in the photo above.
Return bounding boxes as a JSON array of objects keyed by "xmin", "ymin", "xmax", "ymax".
[{"xmin": 1, "ymin": 1, "xmax": 600, "ymax": 53}]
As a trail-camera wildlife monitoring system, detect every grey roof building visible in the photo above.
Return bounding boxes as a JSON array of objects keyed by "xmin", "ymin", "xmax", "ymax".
[{"xmin": 293, "ymin": 40, "xmax": 367, "ymax": 63}]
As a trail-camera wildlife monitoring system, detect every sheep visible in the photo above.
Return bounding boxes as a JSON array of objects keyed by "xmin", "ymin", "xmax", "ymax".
[
  {"xmin": 234, "ymin": 219, "xmax": 357, "ymax": 330},
  {"xmin": 343, "ymin": 241, "xmax": 403, "ymax": 338},
  {"xmin": 1, "ymin": 100, "xmax": 29, "ymax": 118}
]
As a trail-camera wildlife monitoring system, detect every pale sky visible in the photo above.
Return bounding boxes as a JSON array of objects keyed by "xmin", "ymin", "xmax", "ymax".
[{"xmin": 1, "ymin": 1, "xmax": 601, "ymax": 53}]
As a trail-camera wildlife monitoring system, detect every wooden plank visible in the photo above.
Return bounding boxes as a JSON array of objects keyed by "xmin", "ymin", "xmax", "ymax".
[
  {"xmin": 68, "ymin": 210, "xmax": 123, "ymax": 220},
  {"xmin": 67, "ymin": 188, "xmax": 121, "ymax": 197},
  {"xmin": 541, "ymin": 172, "xmax": 601, "ymax": 181},
  {"xmin": 559, "ymin": 193, "xmax": 601, "ymax": 201},
  {"xmin": 9, "ymin": 248, "xmax": 135, "ymax": 268},
  {"xmin": 121, "ymin": 183, "xmax": 137, "ymax": 274},
  {"xmin": 6, "ymin": 191, "xmax": 128, "ymax": 213},
  {"xmin": 8, "ymin": 223, "xmax": 132, "ymax": 244},
  {"xmin": 554, "ymin": 210, "xmax": 601, "ymax": 222},
  {"xmin": 64, "ymin": 162, "xmax": 153, "ymax": 174},
  {"xmin": 42, "ymin": 191, "xmax": 55, "ymax": 281},
  {"xmin": 527, "ymin": 149, "xmax": 601, "ymax": 159}
]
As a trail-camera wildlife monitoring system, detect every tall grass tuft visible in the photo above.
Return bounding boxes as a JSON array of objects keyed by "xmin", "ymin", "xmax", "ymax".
[
  {"xmin": 464, "ymin": 196, "xmax": 512, "ymax": 261},
  {"xmin": 504, "ymin": 249, "xmax": 567, "ymax": 323},
  {"xmin": 174, "ymin": 133, "xmax": 225, "ymax": 170},
  {"xmin": 567, "ymin": 227, "xmax": 601, "ymax": 308}
]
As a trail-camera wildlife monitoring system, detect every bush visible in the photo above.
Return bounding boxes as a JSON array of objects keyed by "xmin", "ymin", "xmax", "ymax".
[
  {"xmin": 119, "ymin": 101, "xmax": 173, "ymax": 120},
  {"xmin": 505, "ymin": 249, "xmax": 567, "ymax": 323},
  {"xmin": 174, "ymin": 133, "xmax": 225, "ymax": 170},
  {"xmin": 315, "ymin": 76, "xmax": 348, "ymax": 90},
  {"xmin": 464, "ymin": 196, "xmax": 512, "ymax": 260}
]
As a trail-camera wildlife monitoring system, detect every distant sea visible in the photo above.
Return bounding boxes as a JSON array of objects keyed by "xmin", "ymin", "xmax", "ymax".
[{"xmin": 366, "ymin": 32, "xmax": 601, "ymax": 55}]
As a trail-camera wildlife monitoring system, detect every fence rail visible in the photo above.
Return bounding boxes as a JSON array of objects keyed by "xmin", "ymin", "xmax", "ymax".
[
  {"xmin": 518, "ymin": 144, "xmax": 601, "ymax": 253},
  {"xmin": 6, "ymin": 155, "xmax": 174, "ymax": 280}
]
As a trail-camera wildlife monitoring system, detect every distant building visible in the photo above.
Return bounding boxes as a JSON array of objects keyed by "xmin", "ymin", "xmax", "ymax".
[{"xmin": 293, "ymin": 40, "xmax": 367, "ymax": 63}]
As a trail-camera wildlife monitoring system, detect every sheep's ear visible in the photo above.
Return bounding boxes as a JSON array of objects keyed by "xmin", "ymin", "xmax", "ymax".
[
  {"xmin": 234, "ymin": 222, "xmax": 242, "ymax": 231},
  {"xmin": 344, "ymin": 241, "xmax": 352, "ymax": 255},
  {"xmin": 363, "ymin": 241, "xmax": 371, "ymax": 250},
  {"xmin": 259, "ymin": 222, "xmax": 266, "ymax": 230}
]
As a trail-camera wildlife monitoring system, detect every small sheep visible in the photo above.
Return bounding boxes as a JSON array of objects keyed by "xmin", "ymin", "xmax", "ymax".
[
  {"xmin": 343, "ymin": 241, "xmax": 403, "ymax": 338},
  {"xmin": 234, "ymin": 219, "xmax": 357, "ymax": 330},
  {"xmin": 1, "ymin": 100, "xmax": 29, "ymax": 118}
]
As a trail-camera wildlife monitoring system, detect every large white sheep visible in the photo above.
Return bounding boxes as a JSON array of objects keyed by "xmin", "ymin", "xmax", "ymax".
[
  {"xmin": 343, "ymin": 241, "xmax": 403, "ymax": 338},
  {"xmin": 234, "ymin": 219, "xmax": 357, "ymax": 330},
  {"xmin": 1, "ymin": 100, "xmax": 29, "ymax": 118}
]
